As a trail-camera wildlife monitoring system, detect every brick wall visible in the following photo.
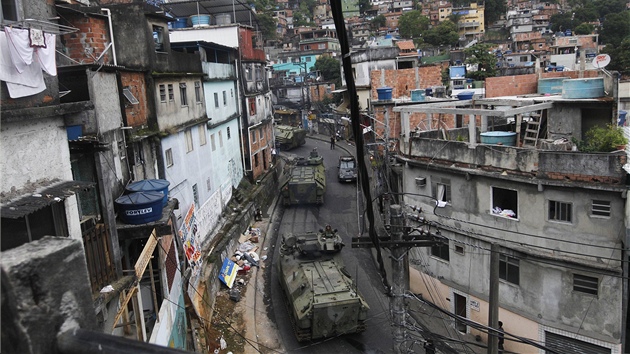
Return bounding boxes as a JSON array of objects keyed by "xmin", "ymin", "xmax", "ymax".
[
  {"xmin": 120, "ymin": 72, "xmax": 148, "ymax": 127},
  {"xmin": 370, "ymin": 66, "xmax": 443, "ymax": 100},
  {"xmin": 485, "ymin": 70, "xmax": 600, "ymax": 97},
  {"xmin": 61, "ymin": 15, "xmax": 110, "ymax": 65}
]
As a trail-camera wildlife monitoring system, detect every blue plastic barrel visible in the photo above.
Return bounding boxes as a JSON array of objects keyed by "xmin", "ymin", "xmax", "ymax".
[
  {"xmin": 376, "ymin": 87, "xmax": 393, "ymax": 100},
  {"xmin": 125, "ymin": 179, "xmax": 170, "ymax": 206}
]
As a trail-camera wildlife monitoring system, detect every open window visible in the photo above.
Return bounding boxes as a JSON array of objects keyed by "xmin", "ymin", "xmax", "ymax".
[{"xmin": 491, "ymin": 186, "xmax": 518, "ymax": 219}]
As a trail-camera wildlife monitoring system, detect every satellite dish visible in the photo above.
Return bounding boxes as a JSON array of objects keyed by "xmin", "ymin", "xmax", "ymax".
[{"xmin": 592, "ymin": 54, "xmax": 611, "ymax": 69}]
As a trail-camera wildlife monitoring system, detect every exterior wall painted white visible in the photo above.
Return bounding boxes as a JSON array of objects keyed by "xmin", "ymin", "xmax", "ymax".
[
  {"xmin": 169, "ymin": 26, "xmax": 240, "ymax": 48},
  {"xmin": 204, "ymin": 81, "xmax": 238, "ymax": 125},
  {"xmin": 149, "ymin": 251, "xmax": 183, "ymax": 346}
]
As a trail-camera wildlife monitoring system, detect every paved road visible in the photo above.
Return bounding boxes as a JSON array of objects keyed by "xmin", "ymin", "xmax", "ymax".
[{"xmin": 268, "ymin": 138, "xmax": 394, "ymax": 354}]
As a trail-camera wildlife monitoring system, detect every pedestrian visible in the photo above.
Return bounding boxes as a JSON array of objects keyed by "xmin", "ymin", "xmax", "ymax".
[
  {"xmin": 498, "ymin": 321, "xmax": 505, "ymax": 353},
  {"xmin": 330, "ymin": 135, "xmax": 335, "ymax": 149},
  {"xmin": 423, "ymin": 339, "xmax": 435, "ymax": 354},
  {"xmin": 254, "ymin": 207, "xmax": 263, "ymax": 221}
]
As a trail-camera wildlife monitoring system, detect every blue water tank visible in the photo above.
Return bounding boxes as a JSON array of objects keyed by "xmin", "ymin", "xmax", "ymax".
[
  {"xmin": 125, "ymin": 179, "xmax": 170, "ymax": 206},
  {"xmin": 172, "ymin": 18, "xmax": 188, "ymax": 28},
  {"xmin": 480, "ymin": 131, "xmax": 517, "ymax": 146},
  {"xmin": 562, "ymin": 78, "xmax": 605, "ymax": 99},
  {"xmin": 376, "ymin": 87, "xmax": 393, "ymax": 100},
  {"xmin": 411, "ymin": 89, "xmax": 425, "ymax": 102},
  {"xmin": 538, "ymin": 78, "xmax": 565, "ymax": 94},
  {"xmin": 115, "ymin": 191, "xmax": 164, "ymax": 225},
  {"xmin": 457, "ymin": 91, "xmax": 474, "ymax": 100}
]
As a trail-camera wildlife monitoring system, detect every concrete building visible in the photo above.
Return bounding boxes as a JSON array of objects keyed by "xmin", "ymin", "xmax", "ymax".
[
  {"xmin": 1, "ymin": 0, "xmax": 207, "ymax": 348},
  {"xmin": 454, "ymin": 2, "xmax": 485, "ymax": 41},
  {"xmin": 392, "ymin": 70, "xmax": 627, "ymax": 353},
  {"xmin": 168, "ymin": 7, "xmax": 274, "ymax": 181}
]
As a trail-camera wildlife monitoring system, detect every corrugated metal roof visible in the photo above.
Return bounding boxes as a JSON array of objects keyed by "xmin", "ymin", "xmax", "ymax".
[{"xmin": 1, "ymin": 181, "xmax": 95, "ymax": 219}]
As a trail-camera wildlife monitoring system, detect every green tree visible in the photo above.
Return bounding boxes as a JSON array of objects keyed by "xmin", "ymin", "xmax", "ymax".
[
  {"xmin": 601, "ymin": 36, "xmax": 630, "ymax": 76},
  {"xmin": 371, "ymin": 14, "xmax": 387, "ymax": 31},
  {"xmin": 423, "ymin": 20, "xmax": 459, "ymax": 46},
  {"xmin": 484, "ymin": 0, "xmax": 507, "ymax": 25},
  {"xmin": 600, "ymin": 11, "xmax": 630, "ymax": 47},
  {"xmin": 398, "ymin": 10, "xmax": 430, "ymax": 39},
  {"xmin": 464, "ymin": 43, "xmax": 497, "ymax": 81},
  {"xmin": 574, "ymin": 22, "xmax": 594, "ymax": 35},
  {"xmin": 356, "ymin": 0, "xmax": 372, "ymax": 15},
  {"xmin": 549, "ymin": 12, "xmax": 579, "ymax": 32},
  {"xmin": 313, "ymin": 56, "xmax": 342, "ymax": 88},
  {"xmin": 256, "ymin": 13, "xmax": 277, "ymax": 40}
]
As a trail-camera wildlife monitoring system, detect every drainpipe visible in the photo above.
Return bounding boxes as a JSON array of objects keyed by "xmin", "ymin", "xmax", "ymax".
[{"xmin": 101, "ymin": 8, "xmax": 117, "ymax": 66}]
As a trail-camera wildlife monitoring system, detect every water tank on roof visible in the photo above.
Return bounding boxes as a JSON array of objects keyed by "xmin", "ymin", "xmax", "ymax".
[
  {"xmin": 125, "ymin": 179, "xmax": 170, "ymax": 206},
  {"xmin": 216, "ymin": 13, "xmax": 232, "ymax": 25},
  {"xmin": 115, "ymin": 192, "xmax": 164, "ymax": 225}
]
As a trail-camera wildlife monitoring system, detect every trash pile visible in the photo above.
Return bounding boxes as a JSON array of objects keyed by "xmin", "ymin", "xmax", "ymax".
[{"xmin": 219, "ymin": 226, "xmax": 269, "ymax": 303}]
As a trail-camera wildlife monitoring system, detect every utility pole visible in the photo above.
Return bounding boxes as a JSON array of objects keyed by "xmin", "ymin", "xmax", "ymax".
[
  {"xmin": 390, "ymin": 204, "xmax": 406, "ymax": 354},
  {"xmin": 352, "ymin": 204, "xmax": 446, "ymax": 354},
  {"xmin": 487, "ymin": 243, "xmax": 500, "ymax": 354}
]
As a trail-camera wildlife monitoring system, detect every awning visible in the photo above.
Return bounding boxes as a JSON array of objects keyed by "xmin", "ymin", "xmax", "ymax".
[{"xmin": 1, "ymin": 180, "xmax": 95, "ymax": 219}]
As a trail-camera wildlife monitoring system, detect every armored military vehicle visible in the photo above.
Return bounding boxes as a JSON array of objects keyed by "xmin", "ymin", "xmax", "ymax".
[
  {"xmin": 275, "ymin": 125, "xmax": 307, "ymax": 150},
  {"xmin": 277, "ymin": 225, "xmax": 369, "ymax": 342},
  {"xmin": 281, "ymin": 148, "xmax": 326, "ymax": 205}
]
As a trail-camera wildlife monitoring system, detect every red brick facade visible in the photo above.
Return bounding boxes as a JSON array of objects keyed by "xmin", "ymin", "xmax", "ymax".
[
  {"xmin": 61, "ymin": 15, "xmax": 110, "ymax": 65},
  {"xmin": 120, "ymin": 72, "xmax": 149, "ymax": 127},
  {"xmin": 485, "ymin": 71, "xmax": 600, "ymax": 98},
  {"xmin": 369, "ymin": 66, "xmax": 443, "ymax": 100}
]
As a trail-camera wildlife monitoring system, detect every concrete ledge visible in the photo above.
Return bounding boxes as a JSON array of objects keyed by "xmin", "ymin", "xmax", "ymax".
[{"xmin": 1, "ymin": 236, "xmax": 96, "ymax": 354}]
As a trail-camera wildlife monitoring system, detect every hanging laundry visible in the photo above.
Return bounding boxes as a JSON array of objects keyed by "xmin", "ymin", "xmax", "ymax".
[
  {"xmin": 36, "ymin": 33, "xmax": 56, "ymax": 76},
  {"xmin": 28, "ymin": 28, "xmax": 46, "ymax": 48},
  {"xmin": 0, "ymin": 31, "xmax": 45, "ymax": 98},
  {"xmin": 4, "ymin": 26, "xmax": 34, "ymax": 73}
]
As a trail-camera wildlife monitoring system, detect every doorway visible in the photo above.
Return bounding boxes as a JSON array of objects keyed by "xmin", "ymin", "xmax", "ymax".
[{"xmin": 454, "ymin": 293, "xmax": 467, "ymax": 333}]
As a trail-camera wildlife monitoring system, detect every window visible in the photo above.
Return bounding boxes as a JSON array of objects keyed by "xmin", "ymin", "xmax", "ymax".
[
  {"xmin": 214, "ymin": 92, "xmax": 219, "ymax": 108},
  {"xmin": 520, "ymin": 56, "xmax": 528, "ymax": 62},
  {"xmin": 549, "ymin": 200, "xmax": 572, "ymax": 222},
  {"xmin": 1, "ymin": 202, "xmax": 69, "ymax": 251},
  {"xmin": 223, "ymin": 90, "xmax": 227, "ymax": 106},
  {"xmin": 168, "ymin": 84, "xmax": 174, "ymax": 101},
  {"xmin": 254, "ymin": 153, "xmax": 259, "ymax": 167},
  {"xmin": 455, "ymin": 244, "xmax": 465, "ymax": 255},
  {"xmin": 199, "ymin": 125, "xmax": 207, "ymax": 146},
  {"xmin": 252, "ymin": 128, "xmax": 257, "ymax": 143},
  {"xmin": 219, "ymin": 131, "xmax": 223, "ymax": 148},
  {"xmin": 179, "ymin": 83, "xmax": 188, "ymax": 106},
  {"xmin": 185, "ymin": 129, "xmax": 193, "ymax": 152},
  {"xmin": 159, "ymin": 84, "xmax": 166, "ymax": 102},
  {"xmin": 591, "ymin": 200, "xmax": 611, "ymax": 217},
  {"xmin": 123, "ymin": 87, "xmax": 139, "ymax": 105},
  {"xmin": 573, "ymin": 274, "xmax": 598, "ymax": 296},
  {"xmin": 211, "ymin": 134, "xmax": 216, "ymax": 151},
  {"xmin": 318, "ymin": 43, "xmax": 326, "ymax": 49},
  {"xmin": 227, "ymin": 127, "xmax": 231, "ymax": 139},
  {"xmin": 192, "ymin": 184, "xmax": 199, "ymax": 208},
  {"xmin": 431, "ymin": 241, "xmax": 450, "ymax": 261},
  {"xmin": 194, "ymin": 81, "xmax": 202, "ymax": 103},
  {"xmin": 1, "ymin": 0, "xmax": 20, "ymax": 22},
  {"xmin": 249, "ymin": 98, "xmax": 256, "ymax": 115},
  {"xmin": 165, "ymin": 148, "xmax": 173, "ymax": 167},
  {"xmin": 491, "ymin": 187, "xmax": 518, "ymax": 218},
  {"xmin": 153, "ymin": 25, "xmax": 164, "ymax": 52},
  {"xmin": 499, "ymin": 254, "xmax": 520, "ymax": 285},
  {"xmin": 246, "ymin": 65, "xmax": 253, "ymax": 81},
  {"xmin": 432, "ymin": 178, "xmax": 451, "ymax": 204}
]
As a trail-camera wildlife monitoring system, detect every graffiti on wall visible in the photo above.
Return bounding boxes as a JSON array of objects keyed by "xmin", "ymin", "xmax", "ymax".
[{"xmin": 178, "ymin": 204, "xmax": 202, "ymax": 278}]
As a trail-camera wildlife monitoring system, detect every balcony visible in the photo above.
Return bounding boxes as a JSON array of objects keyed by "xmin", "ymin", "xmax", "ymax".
[{"xmin": 203, "ymin": 62, "xmax": 235, "ymax": 80}]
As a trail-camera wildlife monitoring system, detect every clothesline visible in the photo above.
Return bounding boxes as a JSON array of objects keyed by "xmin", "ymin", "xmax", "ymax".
[{"xmin": 6, "ymin": 18, "xmax": 78, "ymax": 35}]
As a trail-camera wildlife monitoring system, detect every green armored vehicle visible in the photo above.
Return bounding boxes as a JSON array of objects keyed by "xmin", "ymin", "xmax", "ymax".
[
  {"xmin": 274, "ymin": 124, "xmax": 307, "ymax": 150},
  {"xmin": 277, "ymin": 225, "xmax": 369, "ymax": 342},
  {"xmin": 281, "ymin": 148, "xmax": 326, "ymax": 205}
]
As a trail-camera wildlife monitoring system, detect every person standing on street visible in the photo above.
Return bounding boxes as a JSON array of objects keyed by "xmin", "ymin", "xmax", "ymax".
[
  {"xmin": 498, "ymin": 321, "xmax": 505, "ymax": 353},
  {"xmin": 330, "ymin": 135, "xmax": 335, "ymax": 149}
]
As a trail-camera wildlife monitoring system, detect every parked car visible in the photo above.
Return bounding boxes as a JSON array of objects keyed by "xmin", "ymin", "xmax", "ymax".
[{"xmin": 337, "ymin": 156, "xmax": 357, "ymax": 182}]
